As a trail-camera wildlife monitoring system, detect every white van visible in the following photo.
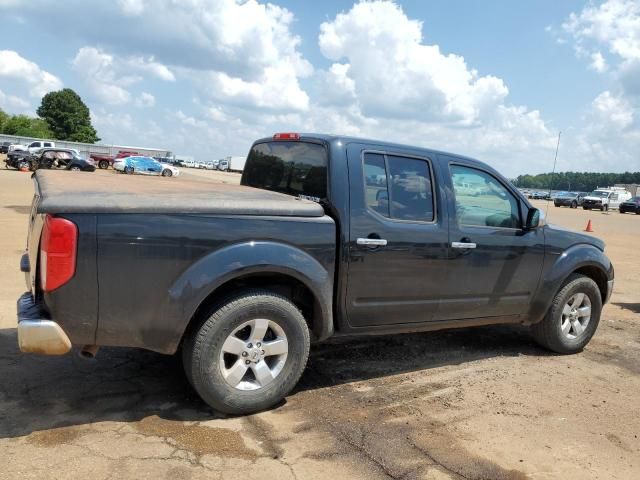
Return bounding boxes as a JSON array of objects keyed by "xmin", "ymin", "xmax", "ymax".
[{"xmin": 583, "ymin": 187, "xmax": 632, "ymax": 211}]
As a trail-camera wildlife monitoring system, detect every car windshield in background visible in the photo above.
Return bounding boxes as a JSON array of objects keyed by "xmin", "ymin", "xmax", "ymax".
[
  {"xmin": 559, "ymin": 192, "xmax": 577, "ymax": 198},
  {"xmin": 242, "ymin": 141, "xmax": 327, "ymax": 201},
  {"xmin": 589, "ymin": 191, "xmax": 609, "ymax": 197}
]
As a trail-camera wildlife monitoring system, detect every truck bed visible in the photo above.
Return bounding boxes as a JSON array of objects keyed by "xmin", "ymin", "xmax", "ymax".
[{"xmin": 33, "ymin": 170, "xmax": 325, "ymax": 217}]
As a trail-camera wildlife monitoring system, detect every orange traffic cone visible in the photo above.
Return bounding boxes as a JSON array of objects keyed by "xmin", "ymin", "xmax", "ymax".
[{"xmin": 584, "ymin": 219, "xmax": 594, "ymax": 232}]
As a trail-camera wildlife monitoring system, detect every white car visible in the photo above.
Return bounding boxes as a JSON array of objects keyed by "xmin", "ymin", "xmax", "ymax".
[
  {"xmin": 27, "ymin": 140, "xmax": 55, "ymax": 153},
  {"xmin": 160, "ymin": 163, "xmax": 180, "ymax": 177}
]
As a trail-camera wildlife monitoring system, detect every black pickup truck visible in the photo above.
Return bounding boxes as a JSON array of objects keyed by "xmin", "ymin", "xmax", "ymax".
[{"xmin": 18, "ymin": 133, "xmax": 614, "ymax": 414}]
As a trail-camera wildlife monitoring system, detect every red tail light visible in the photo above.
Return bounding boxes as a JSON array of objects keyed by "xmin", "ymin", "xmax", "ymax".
[
  {"xmin": 40, "ymin": 215, "xmax": 77, "ymax": 292},
  {"xmin": 273, "ymin": 132, "xmax": 300, "ymax": 140}
]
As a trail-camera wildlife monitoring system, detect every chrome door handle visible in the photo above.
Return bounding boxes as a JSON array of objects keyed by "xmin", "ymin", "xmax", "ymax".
[
  {"xmin": 357, "ymin": 238, "xmax": 387, "ymax": 246},
  {"xmin": 451, "ymin": 241, "xmax": 477, "ymax": 249}
]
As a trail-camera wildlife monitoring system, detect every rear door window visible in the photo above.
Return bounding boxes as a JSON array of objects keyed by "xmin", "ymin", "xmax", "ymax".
[
  {"xmin": 363, "ymin": 152, "xmax": 435, "ymax": 222},
  {"xmin": 242, "ymin": 141, "xmax": 327, "ymax": 201}
]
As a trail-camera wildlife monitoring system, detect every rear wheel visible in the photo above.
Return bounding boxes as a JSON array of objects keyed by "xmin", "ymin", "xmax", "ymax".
[
  {"xmin": 182, "ymin": 290, "xmax": 310, "ymax": 414},
  {"xmin": 571, "ymin": 201, "xmax": 577, "ymax": 209},
  {"xmin": 531, "ymin": 274, "xmax": 602, "ymax": 354},
  {"xmin": 70, "ymin": 165, "xmax": 81, "ymax": 171},
  {"xmin": 98, "ymin": 160, "xmax": 109, "ymax": 169}
]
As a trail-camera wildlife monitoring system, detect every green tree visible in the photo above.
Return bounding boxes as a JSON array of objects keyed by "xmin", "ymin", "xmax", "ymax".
[
  {"xmin": 0, "ymin": 109, "xmax": 8, "ymax": 131},
  {"xmin": 37, "ymin": 88, "xmax": 100, "ymax": 143},
  {"xmin": 1, "ymin": 114, "xmax": 53, "ymax": 138}
]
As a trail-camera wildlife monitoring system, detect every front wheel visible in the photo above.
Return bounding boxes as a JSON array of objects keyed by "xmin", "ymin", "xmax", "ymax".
[
  {"xmin": 98, "ymin": 160, "xmax": 109, "ymax": 169},
  {"xmin": 162, "ymin": 169, "xmax": 173, "ymax": 177},
  {"xmin": 124, "ymin": 166, "xmax": 134, "ymax": 174},
  {"xmin": 571, "ymin": 201, "xmax": 577, "ymax": 209},
  {"xmin": 531, "ymin": 274, "xmax": 602, "ymax": 354},
  {"xmin": 182, "ymin": 290, "xmax": 310, "ymax": 414},
  {"xmin": 70, "ymin": 166, "xmax": 81, "ymax": 171}
]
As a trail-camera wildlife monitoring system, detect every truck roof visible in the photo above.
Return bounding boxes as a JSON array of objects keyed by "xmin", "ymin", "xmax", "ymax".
[
  {"xmin": 253, "ymin": 133, "xmax": 482, "ymax": 165},
  {"xmin": 33, "ymin": 170, "xmax": 325, "ymax": 217}
]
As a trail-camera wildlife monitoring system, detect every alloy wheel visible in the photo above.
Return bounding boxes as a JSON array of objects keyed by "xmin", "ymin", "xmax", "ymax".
[
  {"xmin": 219, "ymin": 318, "xmax": 288, "ymax": 391},
  {"xmin": 560, "ymin": 293, "xmax": 591, "ymax": 340}
]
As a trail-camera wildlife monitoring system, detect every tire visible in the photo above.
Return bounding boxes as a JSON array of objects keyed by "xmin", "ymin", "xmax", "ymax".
[
  {"xmin": 70, "ymin": 166, "xmax": 81, "ymax": 171},
  {"xmin": 124, "ymin": 166, "xmax": 134, "ymax": 174},
  {"xmin": 531, "ymin": 274, "xmax": 602, "ymax": 354},
  {"xmin": 182, "ymin": 290, "xmax": 310, "ymax": 414},
  {"xmin": 98, "ymin": 160, "xmax": 109, "ymax": 169},
  {"xmin": 18, "ymin": 160, "xmax": 29, "ymax": 170},
  {"xmin": 162, "ymin": 169, "xmax": 173, "ymax": 177},
  {"xmin": 571, "ymin": 201, "xmax": 577, "ymax": 209}
]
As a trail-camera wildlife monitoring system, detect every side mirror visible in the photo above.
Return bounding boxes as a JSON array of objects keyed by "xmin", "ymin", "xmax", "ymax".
[{"xmin": 525, "ymin": 208, "xmax": 541, "ymax": 230}]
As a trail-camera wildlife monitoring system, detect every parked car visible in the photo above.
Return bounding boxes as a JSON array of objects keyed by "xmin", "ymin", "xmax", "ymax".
[
  {"xmin": 113, "ymin": 155, "xmax": 163, "ymax": 175},
  {"xmin": 4, "ymin": 149, "xmax": 33, "ymax": 170},
  {"xmin": 618, "ymin": 196, "xmax": 640, "ymax": 214},
  {"xmin": 0, "ymin": 141, "xmax": 15, "ymax": 154},
  {"xmin": 159, "ymin": 162, "xmax": 180, "ymax": 177},
  {"xmin": 529, "ymin": 191, "xmax": 549, "ymax": 200},
  {"xmin": 554, "ymin": 192, "xmax": 584, "ymax": 209},
  {"xmin": 8, "ymin": 143, "xmax": 27, "ymax": 153},
  {"xmin": 583, "ymin": 187, "xmax": 632, "ymax": 211},
  {"xmin": 33, "ymin": 148, "xmax": 96, "ymax": 172},
  {"xmin": 91, "ymin": 150, "xmax": 140, "ymax": 169},
  {"xmin": 16, "ymin": 133, "xmax": 614, "ymax": 415}
]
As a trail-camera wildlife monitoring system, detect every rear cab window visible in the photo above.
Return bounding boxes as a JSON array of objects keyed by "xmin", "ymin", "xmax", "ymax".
[{"xmin": 241, "ymin": 141, "xmax": 328, "ymax": 202}]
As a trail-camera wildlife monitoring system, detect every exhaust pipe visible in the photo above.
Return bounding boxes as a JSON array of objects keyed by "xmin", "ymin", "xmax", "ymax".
[{"xmin": 79, "ymin": 345, "xmax": 100, "ymax": 359}]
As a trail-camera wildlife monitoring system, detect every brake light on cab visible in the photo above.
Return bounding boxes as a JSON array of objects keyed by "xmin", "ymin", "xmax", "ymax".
[
  {"xmin": 273, "ymin": 132, "xmax": 300, "ymax": 140},
  {"xmin": 40, "ymin": 215, "xmax": 77, "ymax": 292}
]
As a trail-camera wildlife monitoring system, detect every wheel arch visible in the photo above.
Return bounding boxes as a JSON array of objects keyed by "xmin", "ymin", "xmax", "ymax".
[
  {"xmin": 169, "ymin": 241, "xmax": 334, "ymax": 353},
  {"xmin": 528, "ymin": 244, "xmax": 613, "ymax": 325}
]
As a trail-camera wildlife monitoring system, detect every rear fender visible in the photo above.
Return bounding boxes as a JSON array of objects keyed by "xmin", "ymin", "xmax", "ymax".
[{"xmin": 165, "ymin": 241, "xmax": 334, "ymax": 352}]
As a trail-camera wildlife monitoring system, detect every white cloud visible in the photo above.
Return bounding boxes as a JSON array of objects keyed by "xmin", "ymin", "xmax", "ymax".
[
  {"xmin": 0, "ymin": 50, "xmax": 62, "ymax": 98},
  {"xmin": 559, "ymin": 1, "xmax": 640, "ymax": 170},
  {"xmin": 72, "ymin": 47, "xmax": 173, "ymax": 105},
  {"xmin": 135, "ymin": 92, "xmax": 155, "ymax": 107},
  {"xmin": 318, "ymin": 1, "xmax": 512, "ymax": 126},
  {"xmin": 0, "ymin": 88, "xmax": 30, "ymax": 111},
  {"xmin": 590, "ymin": 51, "xmax": 608, "ymax": 72},
  {"xmin": 117, "ymin": 0, "xmax": 144, "ymax": 16}
]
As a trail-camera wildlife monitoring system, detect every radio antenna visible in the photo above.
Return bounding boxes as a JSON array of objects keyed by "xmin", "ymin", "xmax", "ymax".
[{"xmin": 546, "ymin": 131, "xmax": 562, "ymax": 217}]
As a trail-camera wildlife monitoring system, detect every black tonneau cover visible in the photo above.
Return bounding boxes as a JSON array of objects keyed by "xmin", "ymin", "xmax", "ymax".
[{"xmin": 33, "ymin": 170, "xmax": 325, "ymax": 217}]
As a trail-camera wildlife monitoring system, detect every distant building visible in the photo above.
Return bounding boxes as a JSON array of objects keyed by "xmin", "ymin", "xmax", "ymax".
[{"xmin": 0, "ymin": 133, "xmax": 171, "ymax": 159}]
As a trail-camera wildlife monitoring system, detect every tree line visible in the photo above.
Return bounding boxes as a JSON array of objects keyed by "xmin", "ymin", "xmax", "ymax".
[
  {"xmin": 513, "ymin": 171, "xmax": 640, "ymax": 192},
  {"xmin": 0, "ymin": 88, "xmax": 99, "ymax": 143}
]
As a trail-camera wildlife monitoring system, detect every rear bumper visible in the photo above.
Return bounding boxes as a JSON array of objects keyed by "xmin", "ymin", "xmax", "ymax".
[{"xmin": 17, "ymin": 292, "xmax": 71, "ymax": 355}]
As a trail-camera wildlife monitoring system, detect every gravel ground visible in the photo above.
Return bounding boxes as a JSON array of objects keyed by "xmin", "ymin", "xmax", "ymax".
[{"xmin": 0, "ymin": 163, "xmax": 638, "ymax": 479}]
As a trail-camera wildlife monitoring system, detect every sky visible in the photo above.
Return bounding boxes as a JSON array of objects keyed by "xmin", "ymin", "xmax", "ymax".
[{"xmin": 0, "ymin": 0, "xmax": 639, "ymax": 177}]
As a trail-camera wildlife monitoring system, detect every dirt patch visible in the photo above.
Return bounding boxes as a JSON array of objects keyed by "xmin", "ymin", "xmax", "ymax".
[
  {"xmin": 26, "ymin": 426, "xmax": 82, "ymax": 447},
  {"xmin": 134, "ymin": 415, "xmax": 257, "ymax": 459}
]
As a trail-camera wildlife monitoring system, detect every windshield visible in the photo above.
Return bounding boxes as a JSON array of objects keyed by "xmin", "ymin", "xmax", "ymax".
[
  {"xmin": 559, "ymin": 192, "xmax": 577, "ymax": 198},
  {"xmin": 241, "ymin": 141, "xmax": 328, "ymax": 201},
  {"xmin": 589, "ymin": 190, "xmax": 610, "ymax": 198}
]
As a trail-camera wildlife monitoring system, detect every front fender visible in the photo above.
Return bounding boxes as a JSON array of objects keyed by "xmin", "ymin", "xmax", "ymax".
[
  {"xmin": 528, "ymin": 243, "xmax": 613, "ymax": 324},
  {"xmin": 164, "ymin": 241, "xmax": 334, "ymax": 351}
]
